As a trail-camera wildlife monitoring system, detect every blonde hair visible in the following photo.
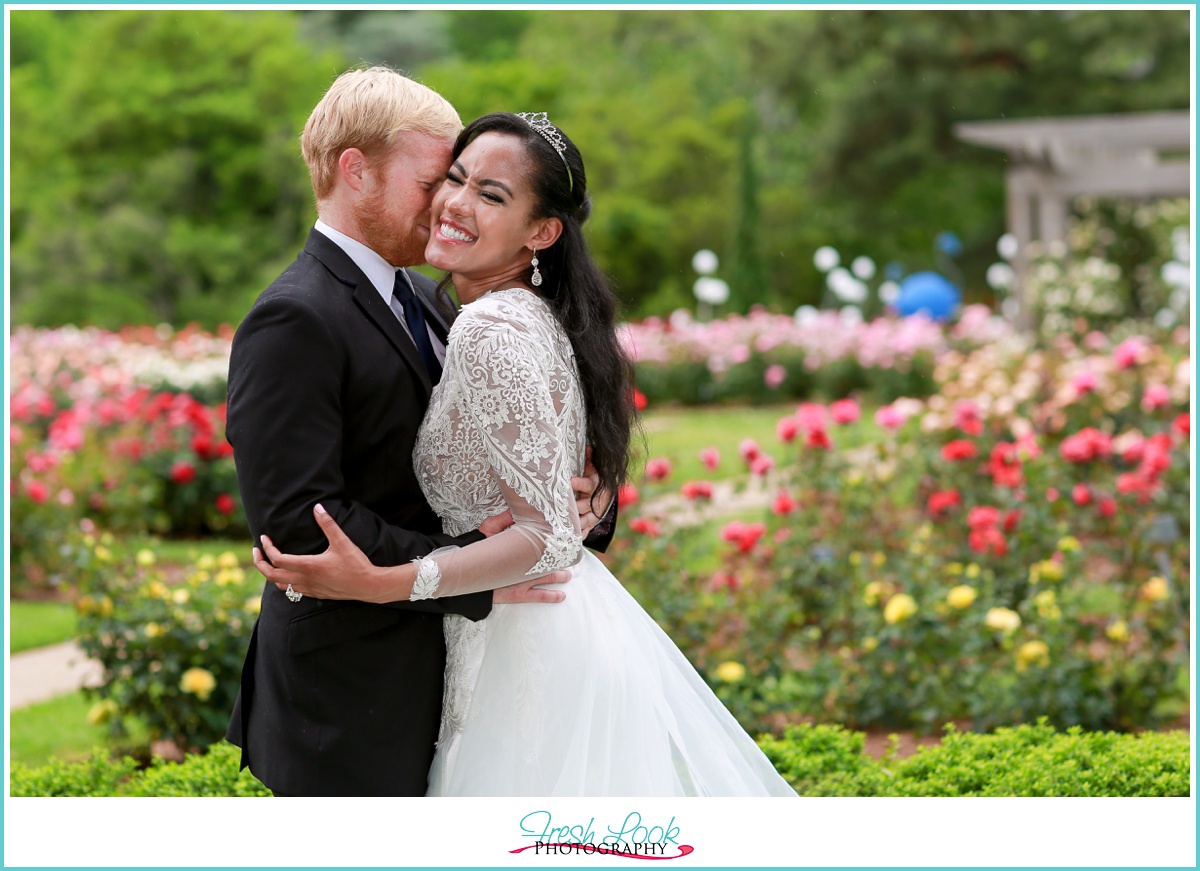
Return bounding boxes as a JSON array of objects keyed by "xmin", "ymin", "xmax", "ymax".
[{"xmin": 301, "ymin": 66, "xmax": 462, "ymax": 200}]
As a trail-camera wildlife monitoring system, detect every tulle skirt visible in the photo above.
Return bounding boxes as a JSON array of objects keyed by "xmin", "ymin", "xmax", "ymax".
[{"xmin": 426, "ymin": 550, "xmax": 797, "ymax": 796}]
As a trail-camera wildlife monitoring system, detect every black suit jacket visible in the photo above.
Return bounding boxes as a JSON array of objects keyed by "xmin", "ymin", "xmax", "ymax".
[{"xmin": 224, "ymin": 229, "xmax": 495, "ymax": 796}]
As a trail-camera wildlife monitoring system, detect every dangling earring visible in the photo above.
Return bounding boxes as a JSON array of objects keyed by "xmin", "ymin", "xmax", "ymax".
[{"xmin": 531, "ymin": 248, "xmax": 543, "ymax": 287}]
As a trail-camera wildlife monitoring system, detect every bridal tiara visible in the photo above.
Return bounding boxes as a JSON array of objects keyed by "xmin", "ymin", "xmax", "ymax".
[{"xmin": 517, "ymin": 111, "xmax": 574, "ymax": 193}]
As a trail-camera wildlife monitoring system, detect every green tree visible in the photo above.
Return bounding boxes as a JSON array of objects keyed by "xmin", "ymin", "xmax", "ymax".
[{"xmin": 10, "ymin": 10, "xmax": 343, "ymax": 328}]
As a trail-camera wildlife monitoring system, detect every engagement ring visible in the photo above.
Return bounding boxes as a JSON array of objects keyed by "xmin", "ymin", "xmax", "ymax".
[{"xmin": 285, "ymin": 583, "xmax": 303, "ymax": 603}]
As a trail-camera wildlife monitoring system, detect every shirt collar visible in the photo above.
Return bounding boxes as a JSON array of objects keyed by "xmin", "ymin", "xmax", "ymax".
[{"xmin": 314, "ymin": 219, "xmax": 402, "ymax": 304}]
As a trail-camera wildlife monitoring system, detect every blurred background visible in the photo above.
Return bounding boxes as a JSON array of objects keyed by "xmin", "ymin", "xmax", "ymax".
[
  {"xmin": 9, "ymin": 8, "xmax": 1191, "ymax": 325},
  {"xmin": 7, "ymin": 8, "xmax": 1192, "ymax": 797}
]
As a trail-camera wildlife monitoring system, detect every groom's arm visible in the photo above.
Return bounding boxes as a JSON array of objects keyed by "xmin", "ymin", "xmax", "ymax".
[{"xmin": 227, "ymin": 292, "xmax": 491, "ymax": 620}]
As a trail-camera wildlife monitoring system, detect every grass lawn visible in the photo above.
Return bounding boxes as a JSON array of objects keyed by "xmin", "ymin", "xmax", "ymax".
[
  {"xmin": 9, "ymin": 600, "xmax": 77, "ymax": 653},
  {"xmin": 640, "ymin": 401, "xmax": 881, "ymax": 483},
  {"xmin": 148, "ymin": 536, "xmax": 253, "ymax": 566},
  {"xmin": 9, "ymin": 691, "xmax": 148, "ymax": 769}
]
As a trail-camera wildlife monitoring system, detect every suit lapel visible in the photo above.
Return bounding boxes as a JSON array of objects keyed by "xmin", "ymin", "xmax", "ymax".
[{"xmin": 304, "ymin": 231, "xmax": 434, "ymax": 396}]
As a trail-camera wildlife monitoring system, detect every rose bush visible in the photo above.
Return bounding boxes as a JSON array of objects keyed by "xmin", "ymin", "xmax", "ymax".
[{"xmin": 608, "ymin": 327, "xmax": 1190, "ymax": 735}]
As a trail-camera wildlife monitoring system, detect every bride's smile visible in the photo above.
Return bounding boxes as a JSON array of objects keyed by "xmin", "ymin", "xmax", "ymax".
[{"xmin": 425, "ymin": 131, "xmax": 561, "ymax": 304}]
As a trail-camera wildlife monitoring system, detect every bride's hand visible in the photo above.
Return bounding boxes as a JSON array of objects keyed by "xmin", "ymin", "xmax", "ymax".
[{"xmin": 255, "ymin": 504, "xmax": 391, "ymax": 603}]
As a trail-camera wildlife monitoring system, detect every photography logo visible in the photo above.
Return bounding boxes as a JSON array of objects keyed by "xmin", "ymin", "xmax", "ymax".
[{"xmin": 511, "ymin": 811, "xmax": 694, "ymax": 860}]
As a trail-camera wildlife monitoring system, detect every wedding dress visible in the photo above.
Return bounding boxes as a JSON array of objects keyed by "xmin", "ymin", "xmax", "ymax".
[{"xmin": 411, "ymin": 288, "xmax": 796, "ymax": 796}]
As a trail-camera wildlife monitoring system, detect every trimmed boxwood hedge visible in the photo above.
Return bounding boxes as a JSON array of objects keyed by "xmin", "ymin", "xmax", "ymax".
[{"xmin": 9, "ymin": 720, "xmax": 1190, "ymax": 797}]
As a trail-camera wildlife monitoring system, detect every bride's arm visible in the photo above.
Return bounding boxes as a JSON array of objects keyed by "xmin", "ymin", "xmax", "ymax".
[{"xmin": 255, "ymin": 307, "xmax": 582, "ymax": 603}]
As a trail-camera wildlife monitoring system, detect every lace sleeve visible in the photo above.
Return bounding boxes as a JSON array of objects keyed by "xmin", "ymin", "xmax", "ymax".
[{"xmin": 410, "ymin": 304, "xmax": 583, "ymax": 600}]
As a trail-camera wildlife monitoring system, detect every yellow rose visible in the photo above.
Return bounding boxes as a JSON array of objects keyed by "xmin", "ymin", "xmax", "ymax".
[
  {"xmin": 215, "ymin": 569, "xmax": 236, "ymax": 587},
  {"xmin": 1034, "ymin": 590, "xmax": 1061, "ymax": 621},
  {"xmin": 863, "ymin": 581, "xmax": 885, "ymax": 606},
  {"xmin": 946, "ymin": 562, "xmax": 964, "ymax": 576},
  {"xmin": 1139, "ymin": 576, "xmax": 1170, "ymax": 602},
  {"xmin": 985, "ymin": 607, "xmax": 1021, "ymax": 633},
  {"xmin": 1016, "ymin": 639, "xmax": 1050, "ymax": 671},
  {"xmin": 180, "ymin": 667, "xmax": 216, "ymax": 701},
  {"xmin": 75, "ymin": 595, "xmax": 95, "ymax": 614},
  {"xmin": 1106, "ymin": 620, "xmax": 1129, "ymax": 643},
  {"xmin": 136, "ymin": 549, "xmax": 157, "ymax": 567},
  {"xmin": 908, "ymin": 540, "xmax": 926, "ymax": 556},
  {"xmin": 862, "ymin": 636, "xmax": 879, "ymax": 652},
  {"xmin": 245, "ymin": 596, "xmax": 262, "ymax": 615},
  {"xmin": 94, "ymin": 546, "xmax": 112, "ymax": 562},
  {"xmin": 872, "ymin": 552, "xmax": 887, "ymax": 567},
  {"xmin": 1057, "ymin": 536, "xmax": 1081, "ymax": 553},
  {"xmin": 98, "ymin": 596, "xmax": 114, "ymax": 617},
  {"xmin": 714, "ymin": 661, "xmax": 746, "ymax": 683},
  {"xmin": 217, "ymin": 551, "xmax": 240, "ymax": 569},
  {"xmin": 946, "ymin": 585, "xmax": 977, "ymax": 610},
  {"xmin": 1038, "ymin": 560, "xmax": 1064, "ymax": 583},
  {"xmin": 148, "ymin": 581, "xmax": 168, "ymax": 600},
  {"xmin": 196, "ymin": 554, "xmax": 216, "ymax": 571},
  {"xmin": 144, "ymin": 622, "xmax": 163, "ymax": 638},
  {"xmin": 884, "ymin": 593, "xmax": 918, "ymax": 625},
  {"xmin": 849, "ymin": 552, "xmax": 863, "ymax": 566},
  {"xmin": 965, "ymin": 563, "xmax": 981, "ymax": 579},
  {"xmin": 172, "ymin": 589, "xmax": 190, "ymax": 605},
  {"xmin": 86, "ymin": 699, "xmax": 118, "ymax": 726}
]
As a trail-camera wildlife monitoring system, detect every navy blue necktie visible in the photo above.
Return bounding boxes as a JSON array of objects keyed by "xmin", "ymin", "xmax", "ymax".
[{"xmin": 392, "ymin": 271, "xmax": 443, "ymax": 383}]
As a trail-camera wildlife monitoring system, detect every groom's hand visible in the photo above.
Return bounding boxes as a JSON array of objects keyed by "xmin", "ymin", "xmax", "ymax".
[
  {"xmin": 572, "ymin": 447, "xmax": 611, "ymax": 537},
  {"xmin": 494, "ymin": 570, "xmax": 570, "ymax": 605}
]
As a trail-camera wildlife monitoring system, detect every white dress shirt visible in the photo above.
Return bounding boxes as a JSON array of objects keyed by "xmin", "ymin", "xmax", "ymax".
[{"xmin": 313, "ymin": 220, "xmax": 447, "ymax": 367}]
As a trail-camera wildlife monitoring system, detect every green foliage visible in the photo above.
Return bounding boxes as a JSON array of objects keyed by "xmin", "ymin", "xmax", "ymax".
[
  {"xmin": 10, "ymin": 750, "xmax": 140, "ymax": 797},
  {"xmin": 9, "ymin": 691, "xmax": 148, "ymax": 770},
  {"xmin": 757, "ymin": 720, "xmax": 1191, "ymax": 796},
  {"xmin": 10, "ymin": 10, "xmax": 343, "ymax": 328},
  {"xmin": 10, "ymin": 741, "xmax": 271, "ymax": 797},
  {"xmin": 74, "ymin": 544, "xmax": 261, "ymax": 752},
  {"xmin": 9, "ymin": 600, "xmax": 76, "ymax": 653}
]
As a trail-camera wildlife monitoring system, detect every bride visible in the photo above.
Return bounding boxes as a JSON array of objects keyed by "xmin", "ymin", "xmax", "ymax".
[{"xmin": 255, "ymin": 111, "xmax": 796, "ymax": 797}]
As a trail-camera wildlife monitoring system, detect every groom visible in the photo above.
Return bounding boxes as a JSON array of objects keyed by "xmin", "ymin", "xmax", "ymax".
[{"xmin": 225, "ymin": 67, "xmax": 612, "ymax": 797}]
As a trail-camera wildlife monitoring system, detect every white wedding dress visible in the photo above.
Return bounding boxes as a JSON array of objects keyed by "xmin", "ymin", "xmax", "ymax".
[{"xmin": 411, "ymin": 288, "xmax": 796, "ymax": 796}]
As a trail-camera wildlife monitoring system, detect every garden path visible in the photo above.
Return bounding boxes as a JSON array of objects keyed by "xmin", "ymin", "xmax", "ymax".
[{"xmin": 9, "ymin": 641, "xmax": 102, "ymax": 709}]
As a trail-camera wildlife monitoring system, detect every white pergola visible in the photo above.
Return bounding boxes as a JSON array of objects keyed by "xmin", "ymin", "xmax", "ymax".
[{"xmin": 955, "ymin": 110, "xmax": 1191, "ymax": 324}]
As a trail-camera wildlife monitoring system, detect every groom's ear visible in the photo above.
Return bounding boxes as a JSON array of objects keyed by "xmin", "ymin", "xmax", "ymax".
[
  {"xmin": 529, "ymin": 217, "xmax": 563, "ymax": 250},
  {"xmin": 337, "ymin": 148, "xmax": 368, "ymax": 192}
]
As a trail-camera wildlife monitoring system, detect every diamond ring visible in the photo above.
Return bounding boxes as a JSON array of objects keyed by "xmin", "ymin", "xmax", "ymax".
[{"xmin": 285, "ymin": 583, "xmax": 303, "ymax": 603}]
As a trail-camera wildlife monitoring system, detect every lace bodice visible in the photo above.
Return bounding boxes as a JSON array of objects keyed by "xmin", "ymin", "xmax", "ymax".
[{"xmin": 411, "ymin": 288, "xmax": 587, "ymax": 595}]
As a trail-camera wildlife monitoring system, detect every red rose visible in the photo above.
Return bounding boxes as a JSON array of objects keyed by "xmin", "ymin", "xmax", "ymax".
[
  {"xmin": 749, "ymin": 454, "xmax": 775, "ymax": 476},
  {"xmin": 805, "ymin": 427, "xmax": 832, "ymax": 450},
  {"xmin": 1072, "ymin": 483, "xmax": 1092, "ymax": 506},
  {"xmin": 968, "ymin": 524, "xmax": 1007, "ymax": 556},
  {"xmin": 215, "ymin": 493, "xmax": 236, "ymax": 515},
  {"xmin": 989, "ymin": 442, "xmax": 1023, "ymax": 488},
  {"xmin": 681, "ymin": 480, "xmax": 715, "ymax": 501},
  {"xmin": 1172, "ymin": 413, "xmax": 1190, "ymax": 438},
  {"xmin": 699, "ymin": 447, "xmax": 721, "ymax": 470},
  {"xmin": 170, "ymin": 461, "xmax": 197, "ymax": 485},
  {"xmin": 709, "ymin": 572, "xmax": 740, "ymax": 592},
  {"xmin": 738, "ymin": 439, "xmax": 762, "ymax": 463},
  {"xmin": 830, "ymin": 398, "xmax": 861, "ymax": 425},
  {"xmin": 771, "ymin": 490, "xmax": 797, "ymax": 515},
  {"xmin": 644, "ymin": 457, "xmax": 673, "ymax": 482},
  {"xmin": 617, "ymin": 483, "xmax": 640, "ymax": 508},
  {"xmin": 632, "ymin": 388, "xmax": 649, "ymax": 412},
  {"xmin": 1003, "ymin": 509, "xmax": 1021, "ymax": 532},
  {"xmin": 1046, "ymin": 487, "xmax": 1060, "ymax": 502},
  {"xmin": 776, "ymin": 416, "xmax": 801, "ymax": 443},
  {"xmin": 967, "ymin": 505, "xmax": 1001, "ymax": 529},
  {"xmin": 25, "ymin": 479, "xmax": 49, "ymax": 504},
  {"xmin": 941, "ymin": 440, "xmax": 978, "ymax": 461},
  {"xmin": 629, "ymin": 516, "xmax": 662, "ymax": 537},
  {"xmin": 1097, "ymin": 496, "xmax": 1117, "ymax": 518},
  {"xmin": 192, "ymin": 433, "xmax": 214, "ymax": 459},
  {"xmin": 927, "ymin": 489, "xmax": 961, "ymax": 516}
]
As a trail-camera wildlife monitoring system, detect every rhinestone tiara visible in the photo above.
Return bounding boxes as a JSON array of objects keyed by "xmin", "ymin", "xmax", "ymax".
[{"xmin": 516, "ymin": 111, "xmax": 573, "ymax": 192}]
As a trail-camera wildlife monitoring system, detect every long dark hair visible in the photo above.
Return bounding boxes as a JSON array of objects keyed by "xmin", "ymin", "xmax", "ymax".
[{"xmin": 450, "ymin": 112, "xmax": 637, "ymax": 502}]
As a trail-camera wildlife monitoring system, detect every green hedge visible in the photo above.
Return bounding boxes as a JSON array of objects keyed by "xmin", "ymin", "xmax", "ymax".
[
  {"xmin": 10, "ymin": 721, "xmax": 1189, "ymax": 797},
  {"xmin": 758, "ymin": 719, "xmax": 1191, "ymax": 797}
]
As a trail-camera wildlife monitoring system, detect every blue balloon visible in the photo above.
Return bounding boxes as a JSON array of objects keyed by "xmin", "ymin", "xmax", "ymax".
[{"xmin": 895, "ymin": 271, "xmax": 961, "ymax": 321}]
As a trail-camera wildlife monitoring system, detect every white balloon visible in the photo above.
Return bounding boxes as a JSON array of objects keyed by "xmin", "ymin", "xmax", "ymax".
[
  {"xmin": 692, "ymin": 249, "xmax": 719, "ymax": 275},
  {"xmin": 814, "ymin": 246, "xmax": 840, "ymax": 272},
  {"xmin": 851, "ymin": 256, "xmax": 876, "ymax": 280},
  {"xmin": 878, "ymin": 281, "xmax": 900, "ymax": 305},
  {"xmin": 997, "ymin": 233, "xmax": 1019, "ymax": 260},
  {"xmin": 986, "ymin": 262, "xmax": 1015, "ymax": 290},
  {"xmin": 693, "ymin": 276, "xmax": 730, "ymax": 305}
]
